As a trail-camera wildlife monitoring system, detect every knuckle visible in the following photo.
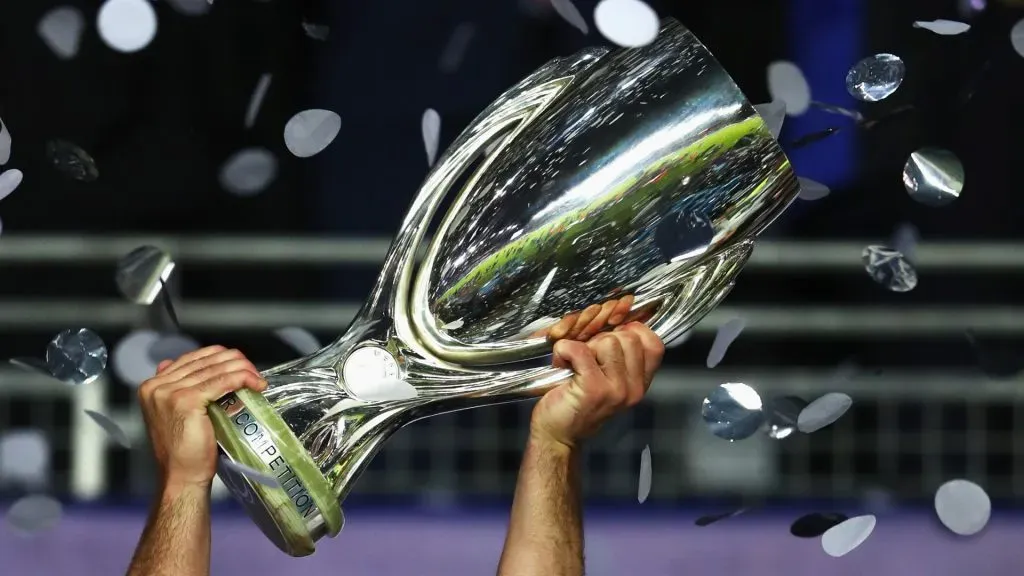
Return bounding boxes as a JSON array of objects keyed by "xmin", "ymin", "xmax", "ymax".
[{"xmin": 169, "ymin": 389, "xmax": 195, "ymax": 411}]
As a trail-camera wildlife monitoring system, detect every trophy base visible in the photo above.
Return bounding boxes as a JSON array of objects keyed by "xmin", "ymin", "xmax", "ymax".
[{"xmin": 209, "ymin": 388, "xmax": 344, "ymax": 557}]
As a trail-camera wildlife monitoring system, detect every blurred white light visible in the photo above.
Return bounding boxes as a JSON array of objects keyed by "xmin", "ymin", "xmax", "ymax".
[{"xmin": 97, "ymin": 0, "xmax": 158, "ymax": 53}]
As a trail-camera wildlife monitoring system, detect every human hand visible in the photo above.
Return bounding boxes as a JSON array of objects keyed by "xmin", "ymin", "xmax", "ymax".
[
  {"xmin": 531, "ymin": 322, "xmax": 664, "ymax": 450},
  {"xmin": 137, "ymin": 346, "xmax": 267, "ymax": 489},
  {"xmin": 545, "ymin": 295, "xmax": 635, "ymax": 342}
]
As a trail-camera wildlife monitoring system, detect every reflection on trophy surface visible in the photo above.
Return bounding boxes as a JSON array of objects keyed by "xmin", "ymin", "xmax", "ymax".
[{"xmin": 210, "ymin": 17, "xmax": 799, "ymax": 556}]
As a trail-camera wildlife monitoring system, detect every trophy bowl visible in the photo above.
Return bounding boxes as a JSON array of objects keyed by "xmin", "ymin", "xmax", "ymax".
[{"xmin": 210, "ymin": 18, "xmax": 799, "ymax": 556}]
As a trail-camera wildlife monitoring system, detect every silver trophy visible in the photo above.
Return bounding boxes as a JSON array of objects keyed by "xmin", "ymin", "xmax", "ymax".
[{"xmin": 211, "ymin": 18, "xmax": 798, "ymax": 556}]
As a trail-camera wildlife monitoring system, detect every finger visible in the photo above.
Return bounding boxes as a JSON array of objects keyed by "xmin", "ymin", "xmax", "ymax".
[
  {"xmin": 578, "ymin": 300, "xmax": 619, "ymax": 341},
  {"xmin": 589, "ymin": 334, "xmax": 628, "ymax": 399},
  {"xmin": 608, "ymin": 295, "xmax": 635, "ymax": 325},
  {"xmin": 155, "ymin": 358, "xmax": 261, "ymax": 395},
  {"xmin": 161, "ymin": 348, "xmax": 248, "ymax": 380},
  {"xmin": 548, "ymin": 313, "xmax": 580, "ymax": 341},
  {"xmin": 612, "ymin": 331, "xmax": 646, "ymax": 405},
  {"xmin": 156, "ymin": 360, "xmax": 173, "ymax": 374},
  {"xmin": 552, "ymin": 340, "xmax": 604, "ymax": 384},
  {"xmin": 172, "ymin": 370, "xmax": 267, "ymax": 412},
  {"xmin": 566, "ymin": 304, "xmax": 602, "ymax": 340},
  {"xmin": 621, "ymin": 322, "xmax": 664, "ymax": 390},
  {"xmin": 159, "ymin": 345, "xmax": 227, "ymax": 375}
]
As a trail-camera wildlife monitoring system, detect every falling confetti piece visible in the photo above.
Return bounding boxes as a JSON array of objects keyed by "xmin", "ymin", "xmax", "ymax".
[
  {"xmin": 551, "ymin": 0, "xmax": 589, "ymax": 34},
  {"xmin": 845, "ymin": 54, "xmax": 905, "ymax": 102},
  {"xmin": 913, "ymin": 19, "xmax": 971, "ymax": 35},
  {"xmin": 764, "ymin": 395, "xmax": 807, "ymax": 440},
  {"xmin": 9, "ymin": 357, "xmax": 51, "ymax": 377},
  {"xmin": 443, "ymin": 318, "xmax": 465, "ymax": 330},
  {"xmin": 0, "ymin": 431, "xmax": 50, "ymax": 488},
  {"xmin": 791, "ymin": 512, "xmax": 848, "ymax": 538},
  {"xmin": 302, "ymin": 22, "xmax": 330, "ymax": 41},
  {"xmin": 83, "ymin": 410, "xmax": 131, "ymax": 448},
  {"xmin": 655, "ymin": 210, "xmax": 714, "ymax": 263},
  {"xmin": 422, "ymin": 109, "xmax": 441, "ymax": 167},
  {"xmin": 115, "ymin": 245, "xmax": 175, "ymax": 305},
  {"xmin": 706, "ymin": 317, "xmax": 745, "ymax": 368},
  {"xmin": 148, "ymin": 334, "xmax": 200, "ymax": 364},
  {"xmin": 766, "ymin": 61, "xmax": 811, "ymax": 116},
  {"xmin": 97, "ymin": 0, "xmax": 158, "ymax": 53},
  {"xmin": 45, "ymin": 328, "xmax": 108, "ymax": 386},
  {"xmin": 753, "ymin": 101, "xmax": 786, "ymax": 139},
  {"xmin": 890, "ymin": 223, "xmax": 920, "ymax": 263},
  {"xmin": 821, "ymin": 514, "xmax": 876, "ymax": 557},
  {"xmin": 797, "ymin": 177, "xmax": 830, "ymax": 201},
  {"xmin": 797, "ymin": 392, "xmax": 852, "ymax": 433},
  {"xmin": 903, "ymin": 148, "xmax": 964, "ymax": 207},
  {"xmin": 637, "ymin": 444, "xmax": 652, "ymax": 503},
  {"xmin": 0, "ymin": 169, "xmax": 23, "ymax": 202},
  {"xmin": 593, "ymin": 0, "xmax": 659, "ymax": 48},
  {"xmin": 438, "ymin": 22, "xmax": 476, "ymax": 73},
  {"xmin": 219, "ymin": 457, "xmax": 280, "ymax": 488},
  {"xmin": 274, "ymin": 327, "xmax": 322, "ymax": 356},
  {"xmin": 165, "ymin": 0, "xmax": 212, "ymax": 15},
  {"xmin": 0, "ymin": 117, "xmax": 11, "ymax": 165},
  {"xmin": 810, "ymin": 101, "xmax": 864, "ymax": 122},
  {"xmin": 347, "ymin": 378, "xmax": 419, "ymax": 402},
  {"xmin": 6, "ymin": 495, "xmax": 63, "ymax": 535},
  {"xmin": 219, "ymin": 147, "xmax": 278, "ymax": 196},
  {"xmin": 1012, "ymin": 19, "xmax": 1024, "ymax": 58},
  {"xmin": 38, "ymin": 6, "xmax": 85, "ymax": 60},
  {"xmin": 695, "ymin": 508, "xmax": 748, "ymax": 527},
  {"xmin": 701, "ymin": 383, "xmax": 764, "ymax": 441},
  {"xmin": 934, "ymin": 479, "xmax": 991, "ymax": 536},
  {"xmin": 112, "ymin": 330, "xmax": 161, "ymax": 387},
  {"xmin": 862, "ymin": 245, "xmax": 918, "ymax": 292},
  {"xmin": 245, "ymin": 74, "xmax": 272, "ymax": 129},
  {"xmin": 46, "ymin": 139, "xmax": 98, "ymax": 182},
  {"xmin": 283, "ymin": 109, "xmax": 341, "ymax": 158}
]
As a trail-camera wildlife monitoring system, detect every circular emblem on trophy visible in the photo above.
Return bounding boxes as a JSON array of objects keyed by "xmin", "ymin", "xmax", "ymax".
[{"xmin": 342, "ymin": 346, "xmax": 400, "ymax": 390}]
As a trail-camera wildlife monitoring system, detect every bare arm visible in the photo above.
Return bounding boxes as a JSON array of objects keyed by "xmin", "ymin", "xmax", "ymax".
[
  {"xmin": 497, "ymin": 434, "xmax": 583, "ymax": 576},
  {"xmin": 126, "ymin": 481, "xmax": 212, "ymax": 576}
]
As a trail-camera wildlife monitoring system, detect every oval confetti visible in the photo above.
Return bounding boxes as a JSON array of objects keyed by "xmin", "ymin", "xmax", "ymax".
[
  {"xmin": 115, "ymin": 245, "xmax": 175, "ymax": 305},
  {"xmin": 38, "ymin": 6, "xmax": 85, "ymax": 60},
  {"xmin": 821, "ymin": 514, "xmax": 876, "ymax": 557},
  {"xmin": 913, "ymin": 19, "xmax": 971, "ymax": 36},
  {"xmin": 903, "ymin": 148, "xmax": 964, "ymax": 207},
  {"xmin": 1012, "ymin": 19, "xmax": 1024, "ymax": 58},
  {"xmin": 244, "ymin": 73, "xmax": 272, "ymax": 129},
  {"xmin": 0, "ymin": 431, "xmax": 50, "ymax": 488},
  {"xmin": 112, "ymin": 330, "xmax": 161, "ymax": 387},
  {"xmin": 552, "ymin": 0, "xmax": 589, "ymax": 34},
  {"xmin": 6, "ymin": 495, "xmax": 63, "ymax": 535},
  {"xmin": 753, "ymin": 100, "xmax": 786, "ymax": 139},
  {"xmin": 934, "ymin": 479, "xmax": 991, "ymax": 536},
  {"xmin": 797, "ymin": 392, "xmax": 852, "ymax": 433},
  {"xmin": 84, "ymin": 409, "xmax": 131, "ymax": 448},
  {"xmin": 45, "ymin": 328, "xmax": 108, "ymax": 386},
  {"xmin": 302, "ymin": 22, "xmax": 330, "ymax": 41},
  {"xmin": 97, "ymin": 0, "xmax": 158, "ymax": 53},
  {"xmin": 274, "ymin": 327, "xmax": 322, "ymax": 356},
  {"xmin": 765, "ymin": 395, "xmax": 807, "ymax": 440},
  {"xmin": 790, "ymin": 512, "xmax": 848, "ymax": 538},
  {"xmin": 862, "ymin": 245, "xmax": 918, "ymax": 292},
  {"xmin": 165, "ymin": 0, "xmax": 212, "ymax": 16},
  {"xmin": 0, "ymin": 169, "xmax": 23, "ymax": 202},
  {"xmin": 637, "ymin": 444, "xmax": 652, "ymax": 503},
  {"xmin": 0, "ymin": 117, "xmax": 10, "ymax": 165},
  {"xmin": 347, "ymin": 378, "xmax": 419, "ymax": 402},
  {"xmin": 701, "ymin": 383, "xmax": 764, "ymax": 441},
  {"xmin": 422, "ymin": 108, "xmax": 441, "ymax": 167},
  {"xmin": 219, "ymin": 457, "xmax": 280, "ymax": 488},
  {"xmin": 766, "ymin": 61, "xmax": 811, "ymax": 116},
  {"xmin": 283, "ymin": 109, "xmax": 341, "ymax": 158},
  {"xmin": 797, "ymin": 177, "xmax": 830, "ymax": 201},
  {"xmin": 438, "ymin": 23, "xmax": 476, "ymax": 73},
  {"xmin": 219, "ymin": 147, "xmax": 278, "ymax": 196},
  {"xmin": 706, "ymin": 317, "xmax": 745, "ymax": 368},
  {"xmin": 845, "ymin": 53, "xmax": 905, "ymax": 102},
  {"xmin": 46, "ymin": 139, "xmax": 99, "ymax": 182},
  {"xmin": 594, "ymin": 0, "xmax": 659, "ymax": 48}
]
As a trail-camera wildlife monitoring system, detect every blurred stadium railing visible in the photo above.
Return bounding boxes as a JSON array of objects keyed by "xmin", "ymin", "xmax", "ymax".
[{"xmin": 1, "ymin": 235, "xmax": 1022, "ymax": 505}]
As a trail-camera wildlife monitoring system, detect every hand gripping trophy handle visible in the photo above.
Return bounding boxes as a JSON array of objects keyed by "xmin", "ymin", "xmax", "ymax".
[{"xmin": 209, "ymin": 18, "xmax": 799, "ymax": 556}]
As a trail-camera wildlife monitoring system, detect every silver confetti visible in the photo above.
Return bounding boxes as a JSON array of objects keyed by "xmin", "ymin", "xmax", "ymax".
[
  {"xmin": 753, "ymin": 100, "xmax": 786, "ymax": 139},
  {"xmin": 593, "ymin": 0, "xmax": 659, "ymax": 48},
  {"xmin": 913, "ymin": 19, "xmax": 971, "ymax": 36},
  {"xmin": 219, "ymin": 147, "xmax": 278, "ymax": 196},
  {"xmin": 46, "ymin": 139, "xmax": 98, "ymax": 182},
  {"xmin": 283, "ymin": 109, "xmax": 341, "ymax": 158},
  {"xmin": 115, "ymin": 245, "xmax": 175, "ymax": 305},
  {"xmin": 862, "ymin": 245, "xmax": 918, "ymax": 292},
  {"xmin": 821, "ymin": 514, "xmax": 876, "ymax": 557},
  {"xmin": 551, "ymin": 0, "xmax": 589, "ymax": 34},
  {"xmin": 797, "ymin": 177, "xmax": 830, "ymax": 201},
  {"xmin": 348, "ymin": 378, "xmax": 419, "ymax": 402},
  {"xmin": 6, "ymin": 494, "xmax": 63, "ymax": 535},
  {"xmin": 422, "ymin": 109, "xmax": 441, "ymax": 167},
  {"xmin": 701, "ymin": 383, "xmax": 764, "ymax": 441},
  {"xmin": 765, "ymin": 395, "xmax": 807, "ymax": 440},
  {"xmin": 274, "ymin": 327, "xmax": 322, "ymax": 356},
  {"xmin": 0, "ymin": 169, "xmax": 23, "ymax": 202},
  {"xmin": 766, "ymin": 61, "xmax": 811, "ymax": 116},
  {"xmin": 97, "ymin": 0, "xmax": 159, "ymax": 54},
  {"xmin": 706, "ymin": 317, "xmax": 745, "ymax": 368},
  {"xmin": 0, "ymin": 117, "xmax": 10, "ymax": 165},
  {"xmin": 45, "ymin": 328, "xmax": 108, "ymax": 386},
  {"xmin": 244, "ymin": 73, "xmax": 272, "ymax": 129},
  {"xmin": 1012, "ymin": 19, "xmax": 1024, "ymax": 59},
  {"xmin": 845, "ymin": 53, "xmax": 905, "ymax": 102},
  {"xmin": 0, "ymin": 431, "xmax": 50, "ymax": 488},
  {"xmin": 38, "ymin": 6, "xmax": 85, "ymax": 60},
  {"xmin": 165, "ymin": 0, "xmax": 212, "ymax": 16},
  {"xmin": 903, "ymin": 148, "xmax": 964, "ymax": 207},
  {"xmin": 934, "ymin": 479, "xmax": 991, "ymax": 536},
  {"xmin": 438, "ymin": 23, "xmax": 477, "ymax": 73},
  {"xmin": 637, "ymin": 444, "xmax": 652, "ymax": 503},
  {"xmin": 84, "ymin": 409, "xmax": 131, "ymax": 448},
  {"xmin": 9, "ymin": 357, "xmax": 52, "ymax": 378},
  {"xmin": 302, "ymin": 22, "xmax": 330, "ymax": 41},
  {"xmin": 219, "ymin": 457, "xmax": 280, "ymax": 488},
  {"xmin": 797, "ymin": 392, "xmax": 852, "ymax": 433},
  {"xmin": 112, "ymin": 330, "xmax": 161, "ymax": 387}
]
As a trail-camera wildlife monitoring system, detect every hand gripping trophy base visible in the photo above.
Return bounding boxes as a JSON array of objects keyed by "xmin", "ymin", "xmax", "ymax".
[{"xmin": 211, "ymin": 17, "xmax": 798, "ymax": 557}]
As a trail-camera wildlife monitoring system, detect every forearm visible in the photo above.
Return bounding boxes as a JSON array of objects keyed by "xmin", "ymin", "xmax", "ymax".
[
  {"xmin": 126, "ymin": 481, "xmax": 212, "ymax": 576},
  {"xmin": 497, "ymin": 433, "xmax": 584, "ymax": 576}
]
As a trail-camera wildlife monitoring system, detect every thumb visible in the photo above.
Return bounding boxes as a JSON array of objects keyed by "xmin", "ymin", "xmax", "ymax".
[
  {"xmin": 552, "ymin": 340, "xmax": 602, "ymax": 382},
  {"xmin": 156, "ymin": 360, "xmax": 174, "ymax": 374}
]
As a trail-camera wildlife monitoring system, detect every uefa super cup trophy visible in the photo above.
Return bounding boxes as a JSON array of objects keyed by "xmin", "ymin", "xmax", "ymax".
[{"xmin": 210, "ymin": 18, "xmax": 799, "ymax": 556}]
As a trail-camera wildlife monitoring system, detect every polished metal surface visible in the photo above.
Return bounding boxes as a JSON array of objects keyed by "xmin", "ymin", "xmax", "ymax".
[
  {"xmin": 701, "ymin": 382, "xmax": 765, "ymax": 441},
  {"xmin": 228, "ymin": 19, "xmax": 799, "ymax": 550},
  {"xmin": 845, "ymin": 53, "xmax": 905, "ymax": 102},
  {"xmin": 903, "ymin": 147, "xmax": 964, "ymax": 207}
]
